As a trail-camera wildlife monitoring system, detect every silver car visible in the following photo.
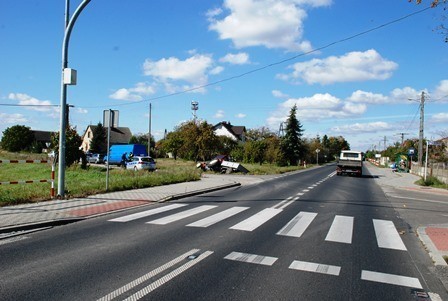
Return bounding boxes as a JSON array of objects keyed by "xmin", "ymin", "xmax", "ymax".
[
  {"xmin": 86, "ymin": 153, "xmax": 104, "ymax": 164},
  {"xmin": 126, "ymin": 156, "xmax": 156, "ymax": 171}
]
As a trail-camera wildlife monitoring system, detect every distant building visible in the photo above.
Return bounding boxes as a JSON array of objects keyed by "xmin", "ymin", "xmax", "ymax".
[
  {"xmin": 80, "ymin": 125, "xmax": 132, "ymax": 152},
  {"xmin": 213, "ymin": 121, "xmax": 246, "ymax": 142}
]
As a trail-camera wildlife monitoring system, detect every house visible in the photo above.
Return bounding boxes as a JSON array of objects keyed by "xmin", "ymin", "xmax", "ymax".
[
  {"xmin": 81, "ymin": 125, "xmax": 132, "ymax": 152},
  {"xmin": 213, "ymin": 121, "xmax": 246, "ymax": 142}
]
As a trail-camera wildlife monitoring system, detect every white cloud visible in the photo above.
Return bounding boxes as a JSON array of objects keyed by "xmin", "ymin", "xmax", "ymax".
[
  {"xmin": 110, "ymin": 82, "xmax": 156, "ymax": 101},
  {"xmin": 331, "ymin": 121, "xmax": 392, "ymax": 134},
  {"xmin": 433, "ymin": 79, "xmax": 448, "ymax": 102},
  {"xmin": 219, "ymin": 52, "xmax": 250, "ymax": 65},
  {"xmin": 0, "ymin": 112, "xmax": 27, "ymax": 124},
  {"xmin": 347, "ymin": 90, "xmax": 388, "ymax": 104},
  {"xmin": 110, "ymin": 88, "xmax": 143, "ymax": 101},
  {"xmin": 279, "ymin": 49, "xmax": 398, "ymax": 85},
  {"xmin": 210, "ymin": 66, "xmax": 224, "ymax": 75},
  {"xmin": 214, "ymin": 110, "xmax": 225, "ymax": 118},
  {"xmin": 8, "ymin": 93, "xmax": 52, "ymax": 112},
  {"xmin": 143, "ymin": 54, "xmax": 213, "ymax": 85},
  {"xmin": 272, "ymin": 90, "xmax": 289, "ymax": 99},
  {"xmin": 235, "ymin": 113, "xmax": 246, "ymax": 118},
  {"xmin": 208, "ymin": 0, "xmax": 331, "ymax": 51},
  {"xmin": 431, "ymin": 112, "xmax": 448, "ymax": 123}
]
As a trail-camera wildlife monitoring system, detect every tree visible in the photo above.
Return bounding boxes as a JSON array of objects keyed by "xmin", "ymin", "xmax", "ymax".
[
  {"xmin": 51, "ymin": 125, "xmax": 83, "ymax": 167},
  {"xmin": 410, "ymin": 0, "xmax": 447, "ymax": 42},
  {"xmin": 281, "ymin": 105, "xmax": 305, "ymax": 165},
  {"xmin": 129, "ymin": 133, "xmax": 155, "ymax": 155},
  {"xmin": 1, "ymin": 125, "xmax": 34, "ymax": 152},
  {"xmin": 90, "ymin": 123, "xmax": 107, "ymax": 154}
]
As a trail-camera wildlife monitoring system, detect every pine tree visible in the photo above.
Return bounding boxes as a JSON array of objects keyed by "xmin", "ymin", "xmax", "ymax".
[
  {"xmin": 90, "ymin": 123, "xmax": 106, "ymax": 153},
  {"xmin": 281, "ymin": 104, "xmax": 304, "ymax": 165}
]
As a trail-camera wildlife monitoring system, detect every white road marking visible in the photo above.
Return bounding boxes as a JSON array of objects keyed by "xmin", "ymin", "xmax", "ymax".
[
  {"xmin": 277, "ymin": 211, "xmax": 317, "ymax": 237},
  {"xmin": 272, "ymin": 196, "xmax": 293, "ymax": 209},
  {"xmin": 147, "ymin": 205, "xmax": 217, "ymax": 225},
  {"xmin": 325, "ymin": 215, "xmax": 354, "ymax": 244},
  {"xmin": 108, "ymin": 204, "xmax": 188, "ymax": 222},
  {"xmin": 224, "ymin": 251, "xmax": 277, "ymax": 266},
  {"xmin": 230, "ymin": 208, "xmax": 282, "ymax": 232},
  {"xmin": 361, "ymin": 270, "xmax": 422, "ymax": 289},
  {"xmin": 97, "ymin": 248, "xmax": 200, "ymax": 301},
  {"xmin": 289, "ymin": 260, "xmax": 341, "ymax": 276},
  {"xmin": 123, "ymin": 251, "xmax": 214, "ymax": 301},
  {"xmin": 373, "ymin": 219, "xmax": 407, "ymax": 251},
  {"xmin": 186, "ymin": 206, "xmax": 249, "ymax": 227}
]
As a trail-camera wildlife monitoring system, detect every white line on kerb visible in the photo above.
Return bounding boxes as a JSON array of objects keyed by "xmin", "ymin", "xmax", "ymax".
[{"xmin": 361, "ymin": 270, "xmax": 422, "ymax": 289}]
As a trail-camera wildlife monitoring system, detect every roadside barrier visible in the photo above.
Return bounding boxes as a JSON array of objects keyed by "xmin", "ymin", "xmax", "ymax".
[{"xmin": 0, "ymin": 159, "xmax": 55, "ymax": 198}]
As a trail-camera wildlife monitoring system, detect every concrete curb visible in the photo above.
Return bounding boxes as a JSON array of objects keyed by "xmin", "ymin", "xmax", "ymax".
[
  {"xmin": 0, "ymin": 182, "xmax": 241, "ymax": 238},
  {"xmin": 417, "ymin": 226, "xmax": 448, "ymax": 266}
]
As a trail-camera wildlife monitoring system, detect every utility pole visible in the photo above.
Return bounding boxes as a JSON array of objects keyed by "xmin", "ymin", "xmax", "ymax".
[
  {"xmin": 396, "ymin": 132, "xmax": 409, "ymax": 145},
  {"xmin": 418, "ymin": 91, "xmax": 425, "ymax": 166},
  {"xmin": 57, "ymin": 0, "xmax": 90, "ymax": 198},
  {"xmin": 148, "ymin": 103, "xmax": 152, "ymax": 156}
]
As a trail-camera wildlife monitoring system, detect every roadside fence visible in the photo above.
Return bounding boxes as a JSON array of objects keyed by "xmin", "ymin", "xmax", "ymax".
[{"xmin": 0, "ymin": 159, "xmax": 56, "ymax": 198}]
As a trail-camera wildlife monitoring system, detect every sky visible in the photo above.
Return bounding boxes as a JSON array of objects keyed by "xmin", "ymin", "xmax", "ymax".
[{"xmin": 1, "ymin": 0, "xmax": 447, "ymax": 152}]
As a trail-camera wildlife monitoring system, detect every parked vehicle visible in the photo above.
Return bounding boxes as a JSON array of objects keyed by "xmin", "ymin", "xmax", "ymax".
[
  {"xmin": 104, "ymin": 144, "xmax": 148, "ymax": 166},
  {"xmin": 126, "ymin": 156, "xmax": 156, "ymax": 171},
  {"xmin": 336, "ymin": 150, "xmax": 363, "ymax": 176},
  {"xmin": 86, "ymin": 153, "xmax": 104, "ymax": 164}
]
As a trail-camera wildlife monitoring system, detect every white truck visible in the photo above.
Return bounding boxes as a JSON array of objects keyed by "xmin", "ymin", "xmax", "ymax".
[{"xmin": 336, "ymin": 150, "xmax": 363, "ymax": 176}]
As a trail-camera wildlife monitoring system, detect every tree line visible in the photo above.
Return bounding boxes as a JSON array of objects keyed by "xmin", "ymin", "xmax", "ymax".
[{"xmin": 0, "ymin": 105, "xmax": 350, "ymax": 167}]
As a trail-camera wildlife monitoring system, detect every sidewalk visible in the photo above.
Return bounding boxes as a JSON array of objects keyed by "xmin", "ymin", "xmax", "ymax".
[
  {"xmin": 365, "ymin": 162, "xmax": 448, "ymax": 267},
  {"xmin": 0, "ymin": 174, "xmax": 250, "ymax": 234}
]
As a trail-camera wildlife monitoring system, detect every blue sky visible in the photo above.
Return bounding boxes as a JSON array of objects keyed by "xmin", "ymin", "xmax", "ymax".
[{"xmin": 1, "ymin": 0, "xmax": 447, "ymax": 151}]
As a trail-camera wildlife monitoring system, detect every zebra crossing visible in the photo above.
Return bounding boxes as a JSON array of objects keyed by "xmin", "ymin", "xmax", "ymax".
[{"xmin": 108, "ymin": 202, "xmax": 407, "ymax": 251}]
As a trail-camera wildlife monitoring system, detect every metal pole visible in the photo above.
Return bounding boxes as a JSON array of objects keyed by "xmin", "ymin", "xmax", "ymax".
[
  {"xmin": 57, "ymin": 0, "xmax": 90, "ymax": 198},
  {"xmin": 424, "ymin": 140, "xmax": 428, "ymax": 181},
  {"xmin": 418, "ymin": 91, "xmax": 425, "ymax": 166},
  {"xmin": 106, "ymin": 109, "xmax": 111, "ymax": 191},
  {"xmin": 148, "ymin": 103, "xmax": 152, "ymax": 156}
]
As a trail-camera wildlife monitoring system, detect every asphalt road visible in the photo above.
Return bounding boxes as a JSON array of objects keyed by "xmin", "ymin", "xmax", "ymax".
[{"xmin": 0, "ymin": 165, "xmax": 446, "ymax": 300}]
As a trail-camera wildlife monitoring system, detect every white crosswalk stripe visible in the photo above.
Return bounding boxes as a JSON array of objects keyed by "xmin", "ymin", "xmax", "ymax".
[
  {"xmin": 229, "ymin": 208, "xmax": 282, "ymax": 232},
  {"xmin": 325, "ymin": 215, "xmax": 354, "ymax": 244},
  {"xmin": 110, "ymin": 203, "xmax": 408, "ymax": 252},
  {"xmin": 108, "ymin": 204, "xmax": 188, "ymax": 222},
  {"xmin": 373, "ymin": 219, "xmax": 407, "ymax": 251},
  {"xmin": 276, "ymin": 211, "xmax": 317, "ymax": 238},
  {"xmin": 186, "ymin": 206, "xmax": 249, "ymax": 227},
  {"xmin": 147, "ymin": 205, "xmax": 217, "ymax": 225}
]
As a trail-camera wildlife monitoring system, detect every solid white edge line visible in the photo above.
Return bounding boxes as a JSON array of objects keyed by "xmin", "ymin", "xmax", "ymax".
[
  {"xmin": 123, "ymin": 251, "xmax": 214, "ymax": 301},
  {"xmin": 361, "ymin": 270, "xmax": 422, "ymax": 289},
  {"xmin": 97, "ymin": 248, "xmax": 200, "ymax": 301}
]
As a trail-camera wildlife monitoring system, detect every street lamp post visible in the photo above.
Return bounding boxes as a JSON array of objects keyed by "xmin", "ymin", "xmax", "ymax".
[{"xmin": 57, "ymin": 0, "xmax": 90, "ymax": 198}]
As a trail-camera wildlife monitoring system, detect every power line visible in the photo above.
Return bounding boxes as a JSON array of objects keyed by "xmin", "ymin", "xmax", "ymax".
[{"xmin": 80, "ymin": 6, "xmax": 431, "ymax": 110}]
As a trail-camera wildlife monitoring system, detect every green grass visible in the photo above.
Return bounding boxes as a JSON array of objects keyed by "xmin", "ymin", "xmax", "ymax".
[
  {"xmin": 416, "ymin": 176, "xmax": 448, "ymax": 189},
  {"xmin": 0, "ymin": 150, "xmax": 306, "ymax": 206}
]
